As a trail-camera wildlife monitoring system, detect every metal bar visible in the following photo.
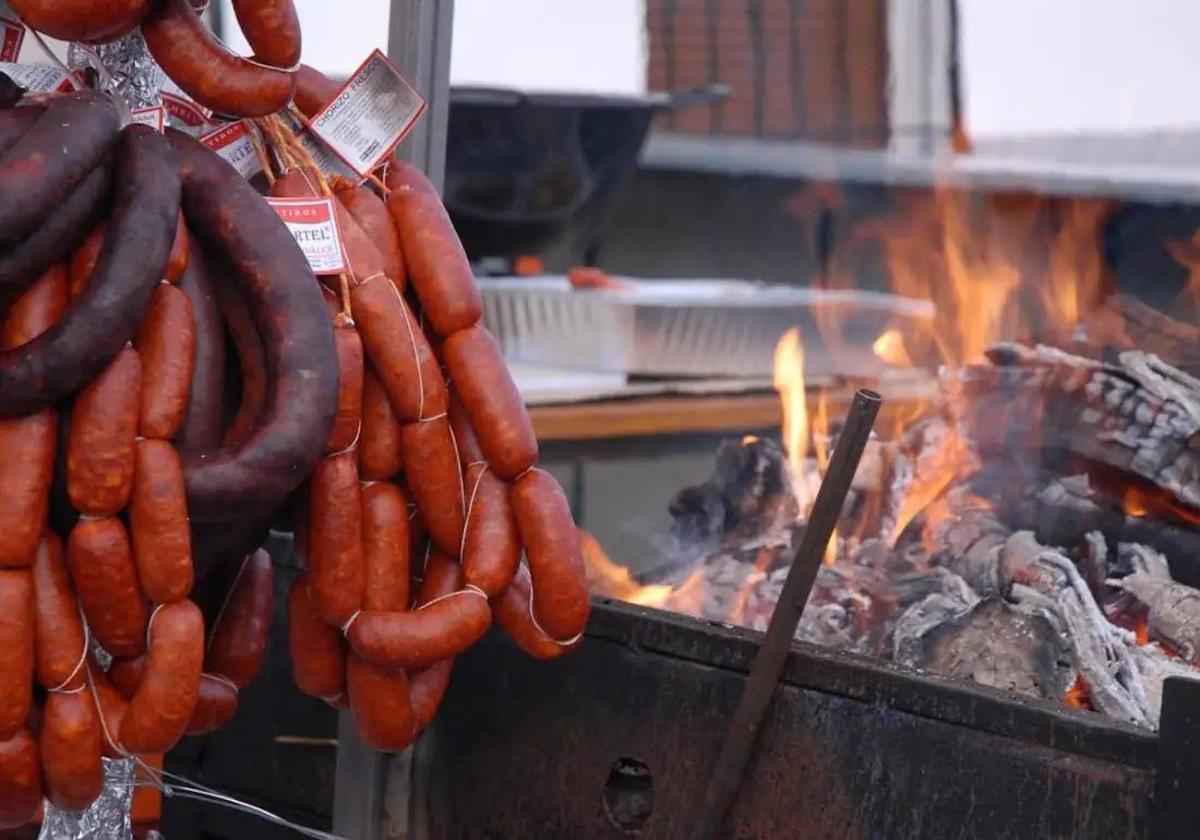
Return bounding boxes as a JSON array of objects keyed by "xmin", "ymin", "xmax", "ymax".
[
  {"xmin": 689, "ymin": 389, "xmax": 882, "ymax": 840},
  {"xmin": 332, "ymin": 712, "xmax": 386, "ymax": 839},
  {"xmin": 386, "ymin": 0, "xmax": 455, "ymax": 192},
  {"xmin": 1151, "ymin": 676, "xmax": 1200, "ymax": 838}
]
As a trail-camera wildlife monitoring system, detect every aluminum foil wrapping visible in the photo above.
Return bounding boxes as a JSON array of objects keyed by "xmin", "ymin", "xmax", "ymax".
[
  {"xmin": 38, "ymin": 758, "xmax": 135, "ymax": 840},
  {"xmin": 67, "ymin": 29, "xmax": 163, "ymax": 112}
]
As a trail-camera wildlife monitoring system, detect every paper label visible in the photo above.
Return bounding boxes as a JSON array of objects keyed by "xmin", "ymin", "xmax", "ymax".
[
  {"xmin": 0, "ymin": 62, "xmax": 74, "ymax": 93},
  {"xmin": 0, "ymin": 16, "xmax": 22, "ymax": 62},
  {"xmin": 201, "ymin": 121, "xmax": 262, "ymax": 180},
  {"xmin": 297, "ymin": 129, "xmax": 362, "ymax": 183},
  {"xmin": 131, "ymin": 105, "xmax": 166, "ymax": 132},
  {"xmin": 267, "ymin": 197, "xmax": 346, "ymax": 275},
  {"xmin": 309, "ymin": 49, "xmax": 425, "ymax": 177},
  {"xmin": 161, "ymin": 76, "xmax": 212, "ymax": 128}
]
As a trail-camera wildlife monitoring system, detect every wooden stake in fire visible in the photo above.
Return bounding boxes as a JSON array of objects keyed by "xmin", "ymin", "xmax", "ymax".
[{"xmin": 691, "ymin": 388, "xmax": 882, "ymax": 840}]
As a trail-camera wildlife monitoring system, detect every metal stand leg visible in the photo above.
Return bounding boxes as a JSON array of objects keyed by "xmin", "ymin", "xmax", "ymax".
[{"xmin": 1151, "ymin": 676, "xmax": 1200, "ymax": 838}]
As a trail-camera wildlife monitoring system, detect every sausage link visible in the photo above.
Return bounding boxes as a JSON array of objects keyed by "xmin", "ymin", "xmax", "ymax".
[
  {"xmin": 288, "ymin": 573, "xmax": 345, "ymax": 700},
  {"xmin": 448, "ymin": 390, "xmax": 484, "ymax": 467},
  {"xmin": 0, "ymin": 264, "xmax": 68, "ymax": 349},
  {"xmin": 0, "ymin": 106, "xmax": 42, "ymax": 158},
  {"xmin": 135, "ymin": 284, "xmax": 196, "ymax": 440},
  {"xmin": 362, "ymin": 482, "xmax": 410, "ymax": 612},
  {"xmin": 206, "ymin": 549, "xmax": 273, "ymax": 689},
  {"xmin": 347, "ymin": 655, "xmax": 416, "ymax": 752},
  {"xmin": 511, "ymin": 469, "xmax": 590, "ymax": 642},
  {"xmin": 185, "ymin": 673, "xmax": 238, "ymax": 735},
  {"xmin": 170, "ymin": 127, "xmax": 338, "ymax": 521},
  {"xmin": 40, "ymin": 692, "xmax": 103, "ymax": 812},
  {"xmin": 8, "ymin": 0, "xmax": 152, "ymax": 42},
  {"xmin": 165, "ymin": 213, "xmax": 190, "ymax": 282},
  {"xmin": 308, "ymin": 452, "xmax": 363, "ymax": 626},
  {"xmin": 350, "ymin": 274, "xmax": 446, "ymax": 422},
  {"xmin": 443, "ymin": 325, "xmax": 537, "ymax": 481},
  {"xmin": 214, "ymin": 268, "xmax": 267, "ymax": 447},
  {"xmin": 0, "ymin": 125, "xmax": 178, "ymax": 418},
  {"xmin": 494, "ymin": 564, "xmax": 580, "ymax": 660},
  {"xmin": 386, "ymin": 180, "xmax": 482, "ymax": 336},
  {"xmin": 0, "ymin": 572, "xmax": 33, "ymax": 740},
  {"xmin": 346, "ymin": 589, "xmax": 490, "ymax": 670},
  {"xmin": 69, "ymin": 222, "xmax": 107, "ymax": 300},
  {"xmin": 401, "ymin": 417, "xmax": 465, "ymax": 556},
  {"xmin": 142, "ymin": 0, "xmax": 297, "ymax": 118},
  {"xmin": 67, "ymin": 345, "xmax": 142, "ymax": 517},
  {"xmin": 175, "ymin": 246, "xmax": 226, "ymax": 451},
  {"xmin": 0, "ymin": 410, "xmax": 55, "ymax": 568},
  {"xmin": 32, "ymin": 533, "xmax": 88, "ymax": 691},
  {"xmin": 67, "ymin": 518, "xmax": 148, "ymax": 658},
  {"xmin": 119, "ymin": 599, "xmax": 204, "ymax": 754},
  {"xmin": 86, "ymin": 662, "xmax": 128, "ymax": 759},
  {"xmin": 107, "ymin": 657, "xmax": 145, "ymax": 699},
  {"xmin": 0, "ymin": 729, "xmax": 41, "ymax": 830},
  {"xmin": 359, "ymin": 367, "xmax": 404, "ymax": 480},
  {"xmin": 407, "ymin": 551, "xmax": 463, "ymax": 729},
  {"xmin": 231, "ymin": 0, "xmax": 302, "ymax": 69},
  {"xmin": 462, "ymin": 464, "xmax": 520, "ymax": 598},
  {"xmin": 293, "ymin": 64, "xmax": 341, "ymax": 118},
  {"xmin": 335, "ymin": 181, "xmax": 406, "ymax": 291},
  {"xmin": 129, "ymin": 439, "xmax": 194, "ymax": 604},
  {"xmin": 398, "ymin": 484, "xmax": 428, "ymax": 576},
  {"xmin": 326, "ymin": 318, "xmax": 364, "ymax": 453}
]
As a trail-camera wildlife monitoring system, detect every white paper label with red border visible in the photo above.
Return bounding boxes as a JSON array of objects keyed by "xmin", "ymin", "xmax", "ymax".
[
  {"xmin": 0, "ymin": 16, "xmax": 23, "ymax": 62},
  {"xmin": 267, "ymin": 197, "xmax": 346, "ymax": 275},
  {"xmin": 201, "ymin": 121, "xmax": 262, "ymax": 181},
  {"xmin": 0, "ymin": 62, "xmax": 74, "ymax": 93},
  {"xmin": 309, "ymin": 49, "xmax": 426, "ymax": 177},
  {"xmin": 161, "ymin": 76, "xmax": 213, "ymax": 128},
  {"xmin": 131, "ymin": 105, "xmax": 166, "ymax": 132}
]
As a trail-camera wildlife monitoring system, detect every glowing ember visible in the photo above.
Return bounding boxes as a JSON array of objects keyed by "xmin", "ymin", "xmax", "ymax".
[
  {"xmin": 872, "ymin": 329, "xmax": 912, "ymax": 367},
  {"xmin": 1064, "ymin": 676, "xmax": 1091, "ymax": 710}
]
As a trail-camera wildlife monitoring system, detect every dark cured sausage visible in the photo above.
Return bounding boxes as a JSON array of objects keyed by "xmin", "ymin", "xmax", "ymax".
[
  {"xmin": 0, "ymin": 125, "xmax": 179, "ymax": 417},
  {"xmin": 0, "ymin": 412, "xmax": 55, "ymax": 568},
  {"xmin": 230, "ymin": 0, "xmax": 302, "ymax": 69},
  {"xmin": 359, "ymin": 367, "xmax": 404, "ymax": 480},
  {"xmin": 308, "ymin": 452, "xmax": 363, "ymax": 627},
  {"xmin": 494, "ymin": 564, "xmax": 580, "ymax": 660},
  {"xmin": 362, "ymin": 482, "xmax": 410, "ymax": 612},
  {"xmin": 386, "ymin": 175, "xmax": 482, "ymax": 337},
  {"xmin": 175, "ymin": 247, "xmax": 226, "ymax": 451},
  {"xmin": 214, "ymin": 268, "xmax": 267, "ymax": 448},
  {"xmin": 69, "ymin": 222, "xmax": 107, "ymax": 300},
  {"xmin": 0, "ymin": 106, "xmax": 43, "ymax": 159},
  {"xmin": 461, "ymin": 464, "xmax": 520, "ymax": 598},
  {"xmin": 400, "ymin": 417, "xmax": 465, "ymax": 556},
  {"xmin": 119, "ymin": 599, "xmax": 204, "ymax": 754},
  {"xmin": 170, "ymin": 128, "xmax": 338, "ymax": 520},
  {"xmin": 512, "ymin": 469, "xmax": 590, "ymax": 642},
  {"xmin": 0, "ymin": 730, "xmax": 40, "ymax": 830},
  {"xmin": 66, "ymin": 346, "xmax": 141, "ymax": 517},
  {"xmin": 206, "ymin": 549, "xmax": 273, "ymax": 689},
  {"xmin": 0, "ymin": 91, "xmax": 120, "ymax": 253},
  {"xmin": 40, "ymin": 691, "xmax": 103, "ymax": 811},
  {"xmin": 67, "ymin": 518, "xmax": 148, "ymax": 659},
  {"xmin": 185, "ymin": 674, "xmax": 238, "ymax": 735},
  {"xmin": 0, "ymin": 161, "xmax": 111, "ymax": 291},
  {"xmin": 288, "ymin": 573, "xmax": 345, "ymax": 700},
  {"xmin": 32, "ymin": 533, "xmax": 88, "ymax": 691},
  {"xmin": 129, "ymin": 440, "xmax": 194, "ymax": 604},
  {"xmin": 8, "ymin": 0, "xmax": 153, "ymax": 43},
  {"xmin": 443, "ymin": 325, "xmax": 538, "ymax": 481},
  {"xmin": 135, "ymin": 284, "xmax": 196, "ymax": 440},
  {"xmin": 143, "ymin": 0, "xmax": 297, "ymax": 118},
  {"xmin": 0, "ymin": 571, "xmax": 33, "ymax": 740}
]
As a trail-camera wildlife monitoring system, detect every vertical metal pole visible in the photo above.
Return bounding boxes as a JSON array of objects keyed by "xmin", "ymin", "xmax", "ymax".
[{"xmin": 332, "ymin": 4, "xmax": 455, "ymax": 838}]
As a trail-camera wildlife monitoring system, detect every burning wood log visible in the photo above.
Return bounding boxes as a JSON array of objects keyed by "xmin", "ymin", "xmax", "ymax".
[{"xmin": 1111, "ymin": 544, "xmax": 1200, "ymax": 663}]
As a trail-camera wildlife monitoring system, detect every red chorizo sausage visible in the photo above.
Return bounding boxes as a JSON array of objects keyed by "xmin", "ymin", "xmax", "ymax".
[
  {"xmin": 0, "ymin": 411, "xmax": 55, "ymax": 568},
  {"xmin": 0, "ymin": 125, "xmax": 178, "ymax": 418},
  {"xmin": 335, "ymin": 180, "xmax": 406, "ymax": 291},
  {"xmin": 107, "ymin": 657, "xmax": 145, "ymax": 700},
  {"xmin": 170, "ymin": 127, "xmax": 338, "ymax": 521},
  {"xmin": 494, "ymin": 564, "xmax": 581, "ymax": 660},
  {"xmin": 67, "ymin": 518, "xmax": 148, "ymax": 659},
  {"xmin": 448, "ymin": 390, "xmax": 484, "ymax": 467},
  {"xmin": 119, "ymin": 599, "xmax": 204, "ymax": 754},
  {"xmin": 129, "ymin": 439, "xmax": 194, "ymax": 604},
  {"xmin": 462, "ymin": 464, "xmax": 520, "ymax": 598},
  {"xmin": 215, "ymin": 269, "xmax": 267, "ymax": 448},
  {"xmin": 350, "ymin": 274, "xmax": 446, "ymax": 422},
  {"xmin": 346, "ymin": 587, "xmax": 490, "ymax": 670},
  {"xmin": 142, "ymin": 0, "xmax": 297, "ymax": 118},
  {"xmin": 327, "ymin": 318, "xmax": 364, "ymax": 453},
  {"xmin": 231, "ymin": 0, "xmax": 302, "ymax": 69},
  {"xmin": 362, "ymin": 482, "xmax": 410, "ymax": 612},
  {"xmin": 359, "ymin": 367, "xmax": 404, "ymax": 480},
  {"xmin": 185, "ymin": 673, "xmax": 239, "ymax": 735},
  {"xmin": 308, "ymin": 452, "xmax": 363, "ymax": 627},
  {"xmin": 288, "ymin": 573, "xmax": 345, "ymax": 700},
  {"xmin": 346, "ymin": 655, "xmax": 416, "ymax": 752},
  {"xmin": 67, "ymin": 345, "xmax": 141, "ymax": 517},
  {"xmin": 293, "ymin": 65, "xmax": 342, "ymax": 118},
  {"xmin": 0, "ymin": 264, "xmax": 68, "ymax": 350},
  {"xmin": 401, "ymin": 416, "xmax": 465, "ymax": 556},
  {"xmin": 86, "ymin": 662, "xmax": 128, "ymax": 759},
  {"xmin": 166, "ymin": 212, "xmax": 190, "ymax": 283},
  {"xmin": 398, "ymin": 483, "xmax": 428, "ymax": 575},
  {"xmin": 175, "ymin": 246, "xmax": 226, "ymax": 451},
  {"xmin": 382, "ymin": 159, "xmax": 438, "ymax": 197},
  {"xmin": 8, "ymin": 0, "xmax": 153, "ymax": 43},
  {"xmin": 40, "ymin": 691, "xmax": 103, "ymax": 812},
  {"xmin": 0, "ymin": 572, "xmax": 33, "ymax": 740},
  {"xmin": 69, "ymin": 222, "xmax": 107, "ymax": 300},
  {"xmin": 443, "ymin": 325, "xmax": 538, "ymax": 481},
  {"xmin": 511, "ymin": 469, "xmax": 590, "ymax": 642},
  {"xmin": 32, "ymin": 534, "xmax": 87, "ymax": 692},
  {"xmin": 0, "ymin": 729, "xmax": 40, "ymax": 830},
  {"xmin": 387, "ymin": 178, "xmax": 483, "ymax": 336},
  {"xmin": 206, "ymin": 549, "xmax": 273, "ymax": 689},
  {"xmin": 409, "ymin": 659, "xmax": 453, "ymax": 732},
  {"xmin": 135, "ymin": 284, "xmax": 196, "ymax": 440}
]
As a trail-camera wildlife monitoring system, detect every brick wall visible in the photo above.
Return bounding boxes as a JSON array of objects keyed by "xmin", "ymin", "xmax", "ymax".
[{"xmin": 646, "ymin": 0, "xmax": 890, "ymax": 146}]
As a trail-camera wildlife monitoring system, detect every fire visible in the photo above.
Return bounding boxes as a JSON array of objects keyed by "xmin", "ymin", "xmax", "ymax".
[
  {"xmin": 1064, "ymin": 676, "xmax": 1092, "ymax": 710},
  {"xmin": 872, "ymin": 329, "xmax": 912, "ymax": 367},
  {"xmin": 1135, "ymin": 617, "xmax": 1150, "ymax": 647}
]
